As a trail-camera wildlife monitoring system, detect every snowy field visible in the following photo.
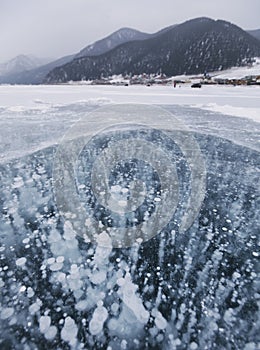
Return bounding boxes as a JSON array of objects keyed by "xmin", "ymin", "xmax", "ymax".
[
  {"xmin": 0, "ymin": 84, "xmax": 259, "ymax": 162},
  {"xmin": 0, "ymin": 84, "xmax": 260, "ymax": 121},
  {"xmin": 0, "ymin": 84, "xmax": 259, "ymax": 349}
]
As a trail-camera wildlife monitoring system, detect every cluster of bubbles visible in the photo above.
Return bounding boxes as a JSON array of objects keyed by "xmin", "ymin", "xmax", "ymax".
[
  {"xmin": 0, "ymin": 104, "xmax": 259, "ymax": 349},
  {"xmin": 53, "ymin": 104, "xmax": 206, "ymax": 247}
]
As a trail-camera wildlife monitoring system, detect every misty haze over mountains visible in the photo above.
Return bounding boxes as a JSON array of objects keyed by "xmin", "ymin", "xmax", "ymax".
[
  {"xmin": 0, "ymin": 17, "xmax": 259, "ymax": 84},
  {"xmin": 0, "ymin": 55, "xmax": 53, "ymax": 78},
  {"xmin": 248, "ymin": 29, "xmax": 260, "ymax": 41}
]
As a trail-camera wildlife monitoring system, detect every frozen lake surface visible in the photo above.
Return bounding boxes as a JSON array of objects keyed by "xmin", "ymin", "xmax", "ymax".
[
  {"xmin": 0, "ymin": 84, "xmax": 259, "ymax": 163},
  {"xmin": 0, "ymin": 85, "xmax": 259, "ymax": 349}
]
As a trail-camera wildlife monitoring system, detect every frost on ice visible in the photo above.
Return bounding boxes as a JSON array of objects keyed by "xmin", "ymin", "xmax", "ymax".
[{"xmin": 0, "ymin": 103, "xmax": 259, "ymax": 349}]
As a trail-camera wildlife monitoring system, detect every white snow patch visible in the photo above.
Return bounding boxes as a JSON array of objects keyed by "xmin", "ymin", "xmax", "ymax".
[
  {"xmin": 212, "ymin": 58, "xmax": 260, "ymax": 79},
  {"xmin": 194, "ymin": 103, "xmax": 260, "ymax": 123}
]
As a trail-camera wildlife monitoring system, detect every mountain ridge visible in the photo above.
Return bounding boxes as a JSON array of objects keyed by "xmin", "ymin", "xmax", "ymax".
[
  {"xmin": 0, "ymin": 54, "xmax": 74, "ymax": 84},
  {"xmin": 45, "ymin": 17, "xmax": 260, "ymax": 83},
  {"xmin": 75, "ymin": 27, "xmax": 150, "ymax": 58},
  {"xmin": 0, "ymin": 55, "xmax": 52, "ymax": 78},
  {"xmin": 1, "ymin": 18, "xmax": 260, "ymax": 84},
  {"xmin": 0, "ymin": 27, "xmax": 153, "ymax": 84}
]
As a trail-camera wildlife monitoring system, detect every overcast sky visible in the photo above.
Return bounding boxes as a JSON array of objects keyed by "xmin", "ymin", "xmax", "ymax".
[{"xmin": 0, "ymin": 0, "xmax": 259, "ymax": 63}]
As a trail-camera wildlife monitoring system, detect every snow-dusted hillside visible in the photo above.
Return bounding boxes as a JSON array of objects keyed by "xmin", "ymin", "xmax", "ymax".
[
  {"xmin": 75, "ymin": 27, "xmax": 150, "ymax": 58},
  {"xmin": 169, "ymin": 57, "xmax": 260, "ymax": 81},
  {"xmin": 211, "ymin": 57, "xmax": 260, "ymax": 79},
  {"xmin": 0, "ymin": 55, "xmax": 52, "ymax": 77}
]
